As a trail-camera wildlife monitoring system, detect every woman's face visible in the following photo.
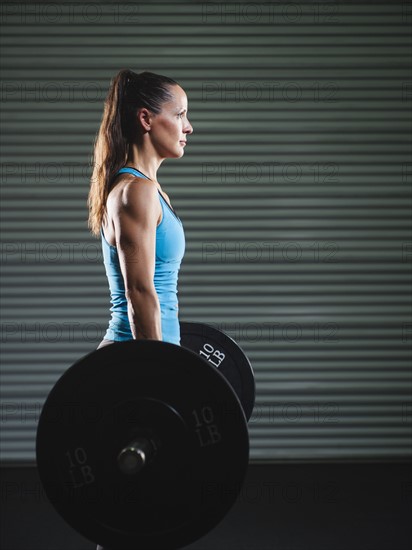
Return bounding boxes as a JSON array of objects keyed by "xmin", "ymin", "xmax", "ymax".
[{"xmin": 146, "ymin": 85, "xmax": 193, "ymax": 159}]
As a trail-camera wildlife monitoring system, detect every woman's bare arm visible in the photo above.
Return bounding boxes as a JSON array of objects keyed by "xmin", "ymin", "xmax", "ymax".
[{"xmin": 113, "ymin": 179, "xmax": 162, "ymax": 340}]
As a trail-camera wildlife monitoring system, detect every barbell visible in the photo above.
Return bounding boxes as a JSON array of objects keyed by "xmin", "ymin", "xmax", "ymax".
[{"xmin": 36, "ymin": 322, "xmax": 255, "ymax": 550}]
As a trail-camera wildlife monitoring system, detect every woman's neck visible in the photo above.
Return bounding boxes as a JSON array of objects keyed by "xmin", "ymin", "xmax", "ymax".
[{"xmin": 126, "ymin": 142, "xmax": 164, "ymax": 183}]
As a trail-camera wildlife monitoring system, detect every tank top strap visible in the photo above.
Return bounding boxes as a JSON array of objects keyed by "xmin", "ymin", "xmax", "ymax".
[{"xmin": 115, "ymin": 167, "xmax": 149, "ymax": 179}]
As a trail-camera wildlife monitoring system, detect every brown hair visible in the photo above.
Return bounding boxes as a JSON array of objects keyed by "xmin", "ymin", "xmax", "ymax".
[{"xmin": 87, "ymin": 69, "xmax": 179, "ymax": 236}]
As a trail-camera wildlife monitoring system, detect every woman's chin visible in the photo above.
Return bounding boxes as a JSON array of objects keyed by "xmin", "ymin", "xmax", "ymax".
[{"xmin": 163, "ymin": 145, "xmax": 185, "ymax": 159}]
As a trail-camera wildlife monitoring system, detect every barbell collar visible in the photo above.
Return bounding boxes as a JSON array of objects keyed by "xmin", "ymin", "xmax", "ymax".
[{"xmin": 117, "ymin": 437, "xmax": 154, "ymax": 475}]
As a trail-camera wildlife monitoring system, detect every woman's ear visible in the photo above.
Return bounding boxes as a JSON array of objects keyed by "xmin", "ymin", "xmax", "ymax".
[{"xmin": 137, "ymin": 107, "xmax": 153, "ymax": 132}]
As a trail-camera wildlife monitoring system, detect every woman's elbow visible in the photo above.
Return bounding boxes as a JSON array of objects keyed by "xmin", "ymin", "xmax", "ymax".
[{"xmin": 125, "ymin": 284, "xmax": 156, "ymax": 301}]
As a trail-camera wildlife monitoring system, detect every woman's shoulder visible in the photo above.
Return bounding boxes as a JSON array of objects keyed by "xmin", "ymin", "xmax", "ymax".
[
  {"xmin": 108, "ymin": 174, "xmax": 160, "ymax": 216},
  {"xmin": 109, "ymin": 172, "xmax": 156, "ymax": 197}
]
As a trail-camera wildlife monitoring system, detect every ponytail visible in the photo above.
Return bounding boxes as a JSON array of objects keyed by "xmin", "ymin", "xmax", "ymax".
[{"xmin": 87, "ymin": 68, "xmax": 178, "ymax": 236}]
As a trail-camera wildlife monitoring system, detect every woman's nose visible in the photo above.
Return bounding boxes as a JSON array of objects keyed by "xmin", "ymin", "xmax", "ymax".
[{"xmin": 185, "ymin": 120, "xmax": 193, "ymax": 134}]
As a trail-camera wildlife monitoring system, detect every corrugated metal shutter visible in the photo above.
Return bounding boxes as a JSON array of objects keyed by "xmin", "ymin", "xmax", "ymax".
[{"xmin": 1, "ymin": 1, "xmax": 411, "ymax": 463}]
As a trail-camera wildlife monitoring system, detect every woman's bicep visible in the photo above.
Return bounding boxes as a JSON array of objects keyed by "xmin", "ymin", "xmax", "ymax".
[{"xmin": 114, "ymin": 183, "xmax": 159, "ymax": 294}]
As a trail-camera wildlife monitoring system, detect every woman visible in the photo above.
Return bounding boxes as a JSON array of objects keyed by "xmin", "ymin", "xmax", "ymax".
[{"xmin": 88, "ymin": 68, "xmax": 193, "ymax": 351}]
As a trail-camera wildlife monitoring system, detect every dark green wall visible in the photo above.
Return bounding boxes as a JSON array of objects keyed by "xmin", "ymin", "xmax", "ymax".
[{"xmin": 1, "ymin": 1, "xmax": 411, "ymax": 462}]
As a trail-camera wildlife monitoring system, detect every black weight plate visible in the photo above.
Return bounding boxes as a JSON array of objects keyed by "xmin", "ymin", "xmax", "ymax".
[
  {"xmin": 36, "ymin": 340, "xmax": 249, "ymax": 550},
  {"xmin": 180, "ymin": 322, "xmax": 256, "ymax": 421}
]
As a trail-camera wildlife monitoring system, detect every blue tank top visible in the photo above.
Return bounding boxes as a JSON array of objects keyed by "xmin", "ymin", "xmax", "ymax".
[{"xmin": 101, "ymin": 167, "xmax": 185, "ymax": 345}]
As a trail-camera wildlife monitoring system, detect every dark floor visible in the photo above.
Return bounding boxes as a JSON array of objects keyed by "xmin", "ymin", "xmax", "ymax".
[{"xmin": 1, "ymin": 462, "xmax": 411, "ymax": 550}]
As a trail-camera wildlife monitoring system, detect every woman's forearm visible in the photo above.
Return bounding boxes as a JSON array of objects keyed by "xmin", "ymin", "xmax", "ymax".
[{"xmin": 126, "ymin": 288, "xmax": 162, "ymax": 340}]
